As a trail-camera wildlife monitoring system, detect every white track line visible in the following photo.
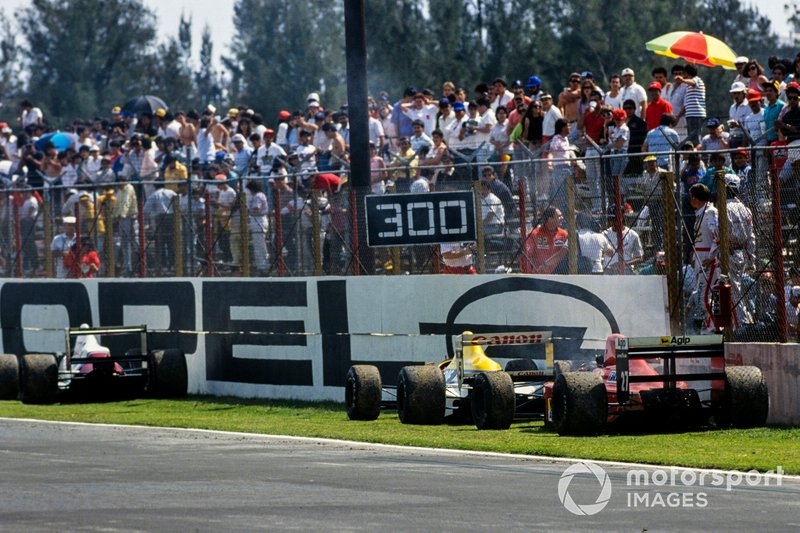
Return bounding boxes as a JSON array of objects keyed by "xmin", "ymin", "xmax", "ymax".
[{"xmin": 2, "ymin": 417, "xmax": 797, "ymax": 481}]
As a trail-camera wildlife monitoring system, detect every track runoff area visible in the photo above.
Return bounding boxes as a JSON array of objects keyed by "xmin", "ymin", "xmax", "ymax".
[{"xmin": 0, "ymin": 418, "xmax": 798, "ymax": 530}]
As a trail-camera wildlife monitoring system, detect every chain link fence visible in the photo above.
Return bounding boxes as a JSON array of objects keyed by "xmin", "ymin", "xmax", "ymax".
[{"xmin": 1, "ymin": 144, "xmax": 797, "ymax": 342}]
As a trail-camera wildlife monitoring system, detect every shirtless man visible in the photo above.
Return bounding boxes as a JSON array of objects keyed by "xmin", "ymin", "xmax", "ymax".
[{"xmin": 558, "ymin": 72, "xmax": 582, "ymax": 124}]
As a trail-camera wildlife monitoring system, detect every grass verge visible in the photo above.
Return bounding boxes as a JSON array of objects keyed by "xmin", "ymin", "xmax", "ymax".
[{"xmin": 1, "ymin": 395, "xmax": 798, "ymax": 474}]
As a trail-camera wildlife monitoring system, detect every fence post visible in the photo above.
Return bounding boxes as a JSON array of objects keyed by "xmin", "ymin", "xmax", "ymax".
[
  {"xmin": 771, "ymin": 162, "xmax": 787, "ymax": 342},
  {"xmin": 74, "ymin": 203, "xmax": 82, "ymax": 270},
  {"xmin": 137, "ymin": 198, "xmax": 146, "ymax": 277},
  {"xmin": 714, "ymin": 172, "xmax": 732, "ymax": 339},
  {"xmin": 518, "ymin": 179, "xmax": 528, "ymax": 273},
  {"xmin": 204, "ymin": 191, "xmax": 214, "ymax": 277},
  {"xmin": 239, "ymin": 190, "xmax": 250, "ymax": 277},
  {"xmin": 173, "ymin": 196, "xmax": 183, "ymax": 277},
  {"xmin": 566, "ymin": 173, "xmax": 577, "ymax": 274},
  {"xmin": 42, "ymin": 196, "xmax": 53, "ymax": 278},
  {"xmin": 473, "ymin": 181, "xmax": 485, "ymax": 274},
  {"xmin": 350, "ymin": 187, "xmax": 359, "ymax": 276},
  {"xmin": 13, "ymin": 202, "xmax": 22, "ymax": 278},
  {"xmin": 662, "ymin": 172, "xmax": 681, "ymax": 333},
  {"xmin": 613, "ymin": 175, "xmax": 625, "ymax": 275},
  {"xmin": 104, "ymin": 198, "xmax": 115, "ymax": 278},
  {"xmin": 273, "ymin": 188, "xmax": 285, "ymax": 276},
  {"xmin": 311, "ymin": 190, "xmax": 323, "ymax": 276}
]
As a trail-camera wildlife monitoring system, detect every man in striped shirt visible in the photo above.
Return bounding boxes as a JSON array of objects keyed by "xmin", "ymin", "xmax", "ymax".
[{"xmin": 677, "ymin": 64, "xmax": 706, "ymax": 146}]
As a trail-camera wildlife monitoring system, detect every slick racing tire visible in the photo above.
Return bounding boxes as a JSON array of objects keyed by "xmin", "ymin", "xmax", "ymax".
[
  {"xmin": 19, "ymin": 354, "xmax": 58, "ymax": 405},
  {"xmin": 397, "ymin": 365, "xmax": 445, "ymax": 425},
  {"xmin": 0, "ymin": 354, "xmax": 20, "ymax": 400},
  {"xmin": 472, "ymin": 371, "xmax": 515, "ymax": 430},
  {"xmin": 149, "ymin": 349, "xmax": 188, "ymax": 398},
  {"xmin": 504, "ymin": 358, "xmax": 538, "ymax": 372},
  {"xmin": 345, "ymin": 365, "xmax": 382, "ymax": 421},
  {"xmin": 551, "ymin": 372, "xmax": 607, "ymax": 436},
  {"xmin": 716, "ymin": 366, "xmax": 769, "ymax": 429}
]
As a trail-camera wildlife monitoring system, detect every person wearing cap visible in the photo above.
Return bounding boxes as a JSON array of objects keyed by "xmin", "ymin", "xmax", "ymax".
[
  {"xmin": 491, "ymin": 78, "xmax": 514, "ymax": 113},
  {"xmin": 727, "ymin": 81, "xmax": 751, "ymax": 148},
  {"xmin": 776, "ymin": 82, "xmax": 800, "ymax": 142},
  {"xmin": 635, "ymin": 154, "xmax": 670, "ymax": 250},
  {"xmin": 675, "ymin": 63, "xmax": 706, "ymax": 146},
  {"xmin": 700, "ymin": 151, "xmax": 733, "ymax": 199},
  {"xmin": 762, "ymin": 80, "xmax": 785, "ymax": 143},
  {"xmin": 95, "ymin": 156, "xmax": 116, "ymax": 185},
  {"xmin": 525, "ymin": 76, "xmax": 543, "ymax": 100},
  {"xmin": 619, "ymin": 68, "xmax": 647, "ymax": 119},
  {"xmin": 644, "ymin": 81, "xmax": 673, "ymax": 132},
  {"xmin": 51, "ymin": 216, "xmax": 77, "ymax": 278},
  {"xmin": 743, "ymin": 89, "xmax": 766, "ymax": 151},
  {"xmin": 540, "ymin": 92, "xmax": 562, "ymax": 142},
  {"xmin": 733, "ymin": 56, "xmax": 749, "ymax": 84},
  {"xmin": 444, "ymin": 101, "xmax": 469, "ymax": 167},
  {"xmin": 257, "ymin": 128, "xmax": 287, "ymax": 178},
  {"xmin": 231, "ymin": 133, "xmax": 252, "ymax": 177},
  {"xmin": 718, "ymin": 173, "xmax": 756, "ymax": 327},
  {"xmin": 608, "ymin": 108, "xmax": 630, "ymax": 179},
  {"xmin": 687, "ymin": 182, "xmax": 718, "ymax": 331},
  {"xmin": 700, "ymin": 118, "xmax": 730, "ymax": 162}
]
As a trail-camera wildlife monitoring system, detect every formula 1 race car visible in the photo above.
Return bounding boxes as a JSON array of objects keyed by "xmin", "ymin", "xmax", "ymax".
[
  {"xmin": 544, "ymin": 334, "xmax": 769, "ymax": 435},
  {"xmin": 345, "ymin": 331, "xmax": 570, "ymax": 429},
  {"xmin": 0, "ymin": 325, "xmax": 188, "ymax": 404}
]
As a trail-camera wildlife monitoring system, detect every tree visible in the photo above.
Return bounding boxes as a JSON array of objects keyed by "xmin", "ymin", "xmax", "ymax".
[
  {"xmin": 17, "ymin": 0, "xmax": 159, "ymax": 124},
  {"xmin": 0, "ymin": 9, "xmax": 23, "ymax": 122},
  {"xmin": 195, "ymin": 25, "xmax": 216, "ymax": 107}
]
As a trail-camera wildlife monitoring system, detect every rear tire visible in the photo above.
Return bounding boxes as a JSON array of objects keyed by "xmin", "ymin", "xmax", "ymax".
[
  {"xmin": 551, "ymin": 372, "xmax": 607, "ymax": 436},
  {"xmin": 149, "ymin": 349, "xmax": 188, "ymax": 398},
  {"xmin": 19, "ymin": 354, "xmax": 58, "ymax": 404},
  {"xmin": 504, "ymin": 358, "xmax": 538, "ymax": 372},
  {"xmin": 397, "ymin": 365, "xmax": 445, "ymax": 425},
  {"xmin": 0, "ymin": 354, "xmax": 19, "ymax": 400},
  {"xmin": 345, "ymin": 365, "xmax": 382, "ymax": 421},
  {"xmin": 716, "ymin": 366, "xmax": 769, "ymax": 428},
  {"xmin": 553, "ymin": 360, "xmax": 572, "ymax": 376},
  {"xmin": 472, "ymin": 371, "xmax": 515, "ymax": 430}
]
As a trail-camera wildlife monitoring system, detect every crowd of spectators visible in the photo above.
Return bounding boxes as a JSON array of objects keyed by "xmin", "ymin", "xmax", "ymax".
[{"xmin": 1, "ymin": 53, "xmax": 799, "ymax": 336}]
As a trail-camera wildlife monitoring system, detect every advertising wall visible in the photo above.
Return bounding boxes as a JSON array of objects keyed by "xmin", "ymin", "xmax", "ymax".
[{"xmin": 0, "ymin": 275, "xmax": 669, "ymax": 401}]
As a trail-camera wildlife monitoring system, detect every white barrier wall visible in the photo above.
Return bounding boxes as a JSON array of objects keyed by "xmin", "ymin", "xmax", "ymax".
[
  {"xmin": 726, "ymin": 343, "xmax": 800, "ymax": 425},
  {"xmin": 0, "ymin": 274, "xmax": 669, "ymax": 401}
]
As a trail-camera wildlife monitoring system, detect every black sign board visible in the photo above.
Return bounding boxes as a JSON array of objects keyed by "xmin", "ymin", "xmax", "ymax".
[{"xmin": 365, "ymin": 191, "xmax": 476, "ymax": 247}]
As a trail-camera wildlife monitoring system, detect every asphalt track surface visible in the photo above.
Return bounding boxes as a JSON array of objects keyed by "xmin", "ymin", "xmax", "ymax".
[{"xmin": 1, "ymin": 419, "xmax": 799, "ymax": 532}]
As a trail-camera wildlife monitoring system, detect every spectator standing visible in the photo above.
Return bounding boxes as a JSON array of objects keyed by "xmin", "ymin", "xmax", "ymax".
[
  {"xmin": 602, "ymin": 207, "xmax": 643, "ymax": 274},
  {"xmin": 644, "ymin": 82, "xmax": 673, "ymax": 132},
  {"xmin": 144, "ymin": 181, "xmax": 177, "ymax": 274},
  {"xmin": 762, "ymin": 80, "xmax": 785, "ymax": 143},
  {"xmin": 719, "ymin": 174, "xmax": 756, "ymax": 327},
  {"xmin": 19, "ymin": 100, "xmax": 44, "ymax": 128},
  {"xmin": 620, "ymin": 68, "xmax": 647, "ymax": 118},
  {"xmin": 112, "ymin": 178, "xmax": 138, "ymax": 276},
  {"xmin": 603, "ymin": 74, "xmax": 624, "ymax": 109},
  {"xmin": 19, "ymin": 187, "xmax": 40, "ymax": 276},
  {"xmin": 727, "ymin": 81, "xmax": 751, "ymax": 148},
  {"xmin": 679, "ymin": 64, "xmax": 707, "ymax": 146},
  {"xmin": 245, "ymin": 179, "xmax": 270, "ymax": 274},
  {"xmin": 523, "ymin": 206, "xmax": 568, "ymax": 274},
  {"xmin": 666, "ymin": 64, "xmax": 688, "ymax": 137},
  {"xmin": 577, "ymin": 211, "xmax": 613, "ymax": 274},
  {"xmin": 50, "ymin": 215, "xmax": 77, "ymax": 278},
  {"xmin": 689, "ymin": 183, "xmax": 718, "ymax": 332},
  {"xmin": 642, "ymin": 113, "xmax": 680, "ymax": 170}
]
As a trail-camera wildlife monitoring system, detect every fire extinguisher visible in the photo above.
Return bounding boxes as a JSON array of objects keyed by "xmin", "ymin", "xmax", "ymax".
[{"xmin": 710, "ymin": 274, "xmax": 732, "ymax": 328}]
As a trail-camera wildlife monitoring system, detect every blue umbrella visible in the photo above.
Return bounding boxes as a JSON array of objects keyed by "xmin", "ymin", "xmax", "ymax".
[{"xmin": 35, "ymin": 132, "xmax": 73, "ymax": 152}]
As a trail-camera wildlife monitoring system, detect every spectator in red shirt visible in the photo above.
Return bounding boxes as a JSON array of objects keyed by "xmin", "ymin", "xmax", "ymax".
[
  {"xmin": 64, "ymin": 236, "xmax": 100, "ymax": 278},
  {"xmin": 523, "ymin": 206, "xmax": 569, "ymax": 274},
  {"xmin": 311, "ymin": 173, "xmax": 342, "ymax": 194},
  {"xmin": 645, "ymin": 81, "xmax": 673, "ymax": 132}
]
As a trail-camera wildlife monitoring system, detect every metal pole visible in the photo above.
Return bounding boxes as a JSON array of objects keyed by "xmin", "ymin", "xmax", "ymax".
[
  {"xmin": 349, "ymin": 186, "xmax": 359, "ymax": 276},
  {"xmin": 518, "ymin": 179, "xmax": 528, "ymax": 273},
  {"xmin": 239, "ymin": 189, "xmax": 250, "ymax": 277},
  {"xmin": 274, "ymin": 187, "xmax": 285, "ymax": 277},
  {"xmin": 344, "ymin": 0, "xmax": 373, "ymax": 274},
  {"xmin": 187, "ymin": 173, "xmax": 195, "ymax": 274},
  {"xmin": 662, "ymin": 172, "xmax": 680, "ymax": 332},
  {"xmin": 137, "ymin": 198, "xmax": 146, "ymax": 277},
  {"xmin": 173, "ymin": 195, "xmax": 183, "ymax": 277},
  {"xmin": 204, "ymin": 191, "xmax": 214, "ymax": 277},
  {"xmin": 311, "ymin": 190, "xmax": 322, "ymax": 276},
  {"xmin": 104, "ymin": 196, "xmax": 115, "ymax": 278},
  {"xmin": 473, "ymin": 181, "xmax": 485, "ymax": 274},
  {"xmin": 13, "ymin": 202, "xmax": 22, "ymax": 278},
  {"xmin": 771, "ymin": 158, "xmax": 787, "ymax": 342},
  {"xmin": 613, "ymin": 175, "xmax": 624, "ymax": 275},
  {"xmin": 42, "ymin": 195, "xmax": 53, "ymax": 278},
  {"xmin": 566, "ymin": 173, "xmax": 576, "ymax": 274}
]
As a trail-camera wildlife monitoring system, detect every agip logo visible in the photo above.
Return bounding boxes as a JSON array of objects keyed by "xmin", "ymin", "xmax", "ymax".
[{"xmin": 558, "ymin": 462, "xmax": 613, "ymax": 516}]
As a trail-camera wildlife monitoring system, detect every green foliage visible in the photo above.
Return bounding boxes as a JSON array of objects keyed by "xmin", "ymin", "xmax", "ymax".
[
  {"xmin": 17, "ymin": 0, "xmax": 159, "ymax": 124},
  {"xmin": 0, "ymin": 9, "xmax": 23, "ymax": 120}
]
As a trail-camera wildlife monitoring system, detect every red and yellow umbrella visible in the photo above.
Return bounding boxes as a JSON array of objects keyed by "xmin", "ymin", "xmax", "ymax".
[{"xmin": 646, "ymin": 31, "xmax": 738, "ymax": 70}]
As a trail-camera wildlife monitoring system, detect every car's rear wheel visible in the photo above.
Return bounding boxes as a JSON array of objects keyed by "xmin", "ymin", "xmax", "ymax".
[
  {"xmin": 716, "ymin": 366, "xmax": 769, "ymax": 429},
  {"xmin": 397, "ymin": 365, "xmax": 445, "ymax": 425},
  {"xmin": 553, "ymin": 360, "xmax": 572, "ymax": 376},
  {"xmin": 0, "ymin": 354, "xmax": 20, "ymax": 400},
  {"xmin": 551, "ymin": 372, "xmax": 607, "ymax": 436},
  {"xmin": 504, "ymin": 358, "xmax": 538, "ymax": 372},
  {"xmin": 19, "ymin": 354, "xmax": 58, "ymax": 404},
  {"xmin": 472, "ymin": 371, "xmax": 515, "ymax": 430},
  {"xmin": 149, "ymin": 349, "xmax": 188, "ymax": 398},
  {"xmin": 345, "ymin": 365, "xmax": 382, "ymax": 421}
]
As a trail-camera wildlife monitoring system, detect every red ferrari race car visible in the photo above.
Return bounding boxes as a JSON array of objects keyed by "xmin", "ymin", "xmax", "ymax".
[
  {"xmin": 0, "ymin": 325, "xmax": 188, "ymax": 404},
  {"xmin": 544, "ymin": 334, "xmax": 769, "ymax": 435}
]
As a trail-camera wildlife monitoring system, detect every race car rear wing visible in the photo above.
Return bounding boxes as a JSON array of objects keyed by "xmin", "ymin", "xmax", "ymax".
[
  {"xmin": 453, "ymin": 331, "xmax": 555, "ymax": 386},
  {"xmin": 64, "ymin": 325, "xmax": 149, "ymax": 366},
  {"xmin": 613, "ymin": 335, "xmax": 725, "ymax": 403}
]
